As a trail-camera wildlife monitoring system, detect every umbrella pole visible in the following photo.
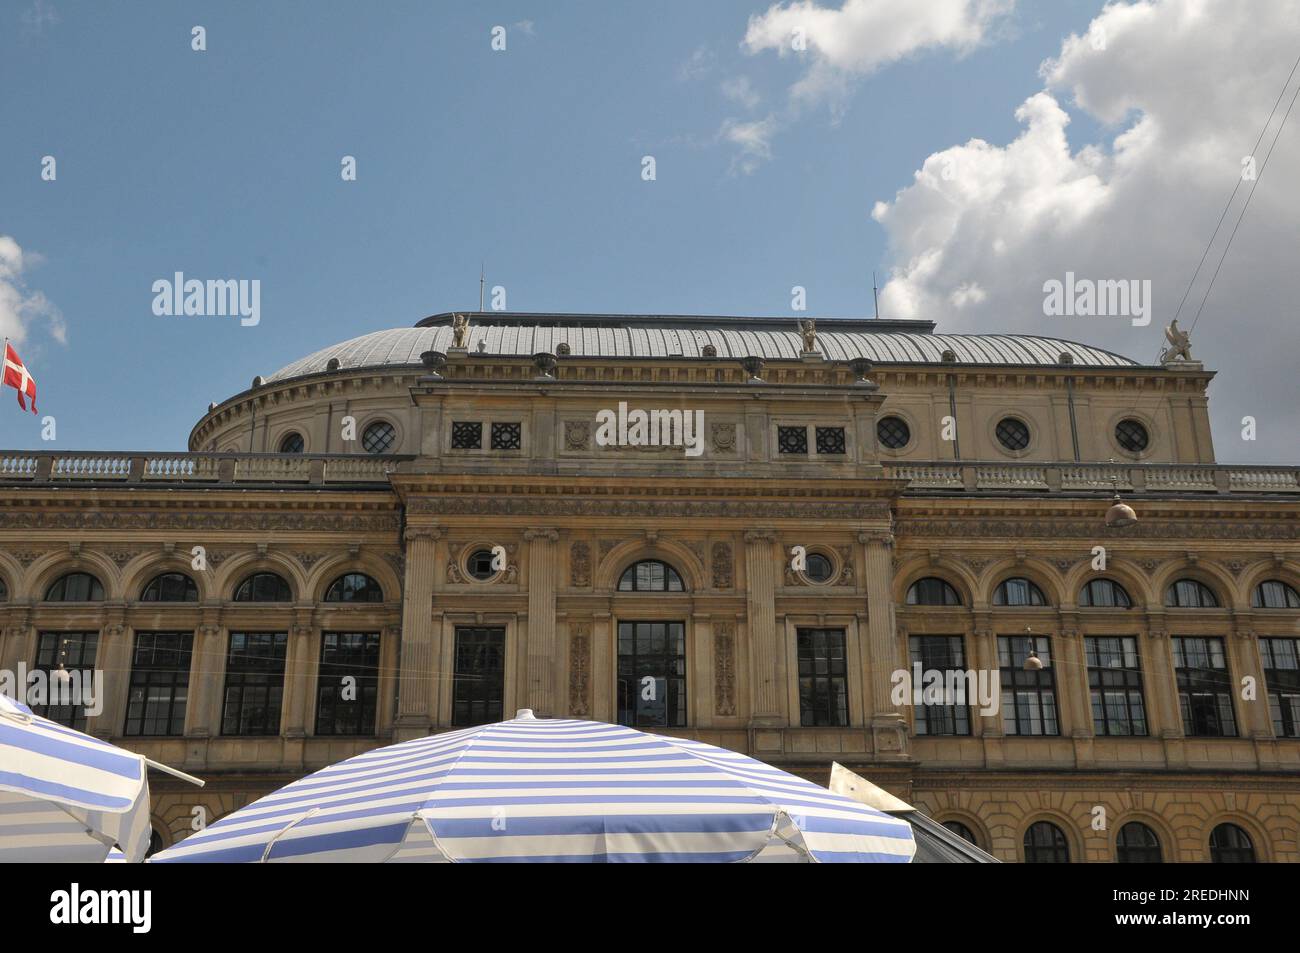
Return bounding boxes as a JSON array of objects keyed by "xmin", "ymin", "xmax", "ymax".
[{"xmin": 143, "ymin": 757, "xmax": 206, "ymax": 788}]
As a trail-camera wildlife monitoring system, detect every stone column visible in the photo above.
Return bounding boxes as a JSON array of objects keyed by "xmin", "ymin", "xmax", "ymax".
[
  {"xmin": 1229, "ymin": 626, "xmax": 1273, "ymax": 740},
  {"xmin": 394, "ymin": 525, "xmax": 440, "ymax": 739},
  {"xmin": 186, "ymin": 622, "xmax": 216, "ymax": 737},
  {"xmin": 524, "ymin": 528, "xmax": 559, "ymax": 716},
  {"xmin": 282, "ymin": 618, "xmax": 314, "ymax": 738},
  {"xmin": 860, "ymin": 531, "xmax": 907, "ymax": 756},
  {"xmin": 744, "ymin": 529, "xmax": 784, "ymax": 725},
  {"xmin": 89, "ymin": 619, "xmax": 129, "ymax": 740}
]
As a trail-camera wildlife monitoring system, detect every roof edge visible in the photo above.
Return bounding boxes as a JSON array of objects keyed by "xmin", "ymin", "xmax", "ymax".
[{"xmin": 414, "ymin": 311, "xmax": 939, "ymax": 334}]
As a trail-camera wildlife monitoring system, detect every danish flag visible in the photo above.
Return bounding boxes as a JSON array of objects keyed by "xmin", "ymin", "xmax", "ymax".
[{"xmin": 3, "ymin": 341, "xmax": 38, "ymax": 413}]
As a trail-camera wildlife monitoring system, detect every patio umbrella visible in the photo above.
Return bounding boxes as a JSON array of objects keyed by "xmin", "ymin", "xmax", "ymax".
[
  {"xmin": 152, "ymin": 711, "xmax": 915, "ymax": 863},
  {"xmin": 0, "ymin": 695, "xmax": 202, "ymax": 862}
]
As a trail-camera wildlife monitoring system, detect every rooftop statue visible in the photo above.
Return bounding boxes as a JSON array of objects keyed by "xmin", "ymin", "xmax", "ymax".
[
  {"xmin": 1160, "ymin": 319, "xmax": 1192, "ymax": 363},
  {"xmin": 797, "ymin": 317, "xmax": 818, "ymax": 354},
  {"xmin": 451, "ymin": 312, "xmax": 470, "ymax": 349}
]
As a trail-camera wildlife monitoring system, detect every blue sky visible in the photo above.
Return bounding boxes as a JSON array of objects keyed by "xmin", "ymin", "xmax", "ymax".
[{"xmin": 2, "ymin": 0, "xmax": 1295, "ymax": 457}]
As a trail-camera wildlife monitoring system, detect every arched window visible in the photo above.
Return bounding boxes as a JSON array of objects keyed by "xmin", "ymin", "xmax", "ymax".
[
  {"xmin": 44, "ymin": 572, "xmax": 104, "ymax": 602},
  {"xmin": 324, "ymin": 572, "xmax": 384, "ymax": 603},
  {"xmin": 1209, "ymin": 823, "xmax": 1256, "ymax": 863},
  {"xmin": 906, "ymin": 577, "xmax": 962, "ymax": 606},
  {"xmin": 278, "ymin": 432, "xmax": 305, "ymax": 454},
  {"xmin": 140, "ymin": 572, "xmax": 199, "ymax": 602},
  {"xmin": 1253, "ymin": 579, "xmax": 1300, "ymax": 609},
  {"xmin": 232, "ymin": 572, "xmax": 292, "ymax": 602},
  {"xmin": 1165, "ymin": 578, "xmax": 1219, "ymax": 608},
  {"xmin": 993, "ymin": 577, "xmax": 1047, "ymax": 607},
  {"xmin": 0, "ymin": 576, "xmax": 7, "ymax": 601},
  {"xmin": 803, "ymin": 552, "xmax": 834, "ymax": 583},
  {"xmin": 1079, "ymin": 578, "xmax": 1132, "ymax": 608},
  {"xmin": 1023, "ymin": 821, "xmax": 1070, "ymax": 863},
  {"xmin": 618, "ymin": 560, "xmax": 684, "ymax": 592},
  {"xmin": 1116, "ymin": 822, "xmax": 1162, "ymax": 863},
  {"xmin": 942, "ymin": 821, "xmax": 978, "ymax": 846}
]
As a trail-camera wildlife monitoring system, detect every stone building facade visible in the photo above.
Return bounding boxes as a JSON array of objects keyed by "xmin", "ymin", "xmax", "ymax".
[{"xmin": 1, "ymin": 312, "xmax": 1297, "ymax": 862}]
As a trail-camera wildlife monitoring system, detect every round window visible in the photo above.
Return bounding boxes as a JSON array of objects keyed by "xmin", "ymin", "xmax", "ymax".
[
  {"xmin": 278, "ymin": 432, "xmax": 305, "ymax": 454},
  {"xmin": 804, "ymin": 552, "xmax": 834, "ymax": 583},
  {"xmin": 995, "ymin": 417, "xmax": 1030, "ymax": 452},
  {"xmin": 1115, "ymin": 418, "xmax": 1149, "ymax": 453},
  {"xmin": 362, "ymin": 421, "xmax": 396, "ymax": 454},
  {"xmin": 877, "ymin": 415, "xmax": 911, "ymax": 450},
  {"xmin": 467, "ymin": 549, "xmax": 498, "ymax": 580}
]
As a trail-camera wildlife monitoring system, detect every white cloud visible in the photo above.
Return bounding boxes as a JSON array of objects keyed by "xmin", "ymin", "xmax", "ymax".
[
  {"xmin": 743, "ymin": 0, "xmax": 1013, "ymax": 105},
  {"xmin": 678, "ymin": 45, "xmax": 714, "ymax": 82},
  {"xmin": 871, "ymin": 0, "xmax": 1300, "ymax": 461},
  {"xmin": 722, "ymin": 0, "xmax": 1014, "ymax": 170},
  {"xmin": 0, "ymin": 235, "xmax": 66, "ymax": 345},
  {"xmin": 719, "ymin": 115, "xmax": 780, "ymax": 175},
  {"xmin": 721, "ymin": 75, "xmax": 761, "ymax": 111}
]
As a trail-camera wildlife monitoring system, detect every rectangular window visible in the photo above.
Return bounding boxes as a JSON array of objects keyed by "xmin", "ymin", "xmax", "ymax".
[
  {"xmin": 452, "ymin": 626, "xmax": 505, "ymax": 727},
  {"xmin": 315, "ymin": 632, "xmax": 381, "ymax": 736},
  {"xmin": 221, "ymin": 632, "xmax": 287, "ymax": 736},
  {"xmin": 32, "ymin": 632, "xmax": 99, "ymax": 730},
  {"xmin": 490, "ymin": 422, "xmax": 522, "ymax": 450},
  {"xmin": 617, "ymin": 621, "xmax": 686, "ymax": 728},
  {"xmin": 777, "ymin": 426, "xmax": 808, "ymax": 454},
  {"xmin": 451, "ymin": 421, "xmax": 482, "ymax": 449},
  {"xmin": 1260, "ymin": 637, "xmax": 1300, "ymax": 739},
  {"xmin": 909, "ymin": 635, "xmax": 971, "ymax": 736},
  {"xmin": 1085, "ymin": 636, "xmax": 1147, "ymax": 736},
  {"xmin": 998, "ymin": 635, "xmax": 1059, "ymax": 736},
  {"xmin": 1173, "ymin": 636, "xmax": 1237, "ymax": 737},
  {"xmin": 124, "ymin": 632, "xmax": 193, "ymax": 737},
  {"xmin": 814, "ymin": 426, "xmax": 846, "ymax": 455},
  {"xmin": 797, "ymin": 628, "xmax": 848, "ymax": 726}
]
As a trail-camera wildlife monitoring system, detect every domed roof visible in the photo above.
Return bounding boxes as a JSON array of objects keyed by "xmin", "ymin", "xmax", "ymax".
[{"xmin": 264, "ymin": 313, "xmax": 1140, "ymax": 384}]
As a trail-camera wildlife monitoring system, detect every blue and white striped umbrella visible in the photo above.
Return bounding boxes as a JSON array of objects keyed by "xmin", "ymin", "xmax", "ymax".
[
  {"xmin": 152, "ymin": 711, "xmax": 915, "ymax": 863},
  {"xmin": 0, "ymin": 695, "xmax": 153, "ymax": 863}
]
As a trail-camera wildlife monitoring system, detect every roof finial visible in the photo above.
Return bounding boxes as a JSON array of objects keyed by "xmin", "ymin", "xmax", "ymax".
[
  {"xmin": 479, "ymin": 263, "xmax": 485, "ymax": 314},
  {"xmin": 873, "ymin": 271, "xmax": 880, "ymax": 319}
]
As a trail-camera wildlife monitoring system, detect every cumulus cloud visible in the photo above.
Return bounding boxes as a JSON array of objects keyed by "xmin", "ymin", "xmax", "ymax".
[
  {"xmin": 871, "ymin": 0, "xmax": 1300, "ymax": 462},
  {"xmin": 0, "ymin": 235, "xmax": 66, "ymax": 345},
  {"xmin": 724, "ymin": 0, "xmax": 1014, "ymax": 170}
]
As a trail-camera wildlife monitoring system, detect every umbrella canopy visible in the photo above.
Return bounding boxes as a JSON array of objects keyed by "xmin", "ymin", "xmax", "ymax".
[
  {"xmin": 0, "ymin": 695, "xmax": 153, "ymax": 862},
  {"xmin": 153, "ymin": 712, "xmax": 916, "ymax": 863}
]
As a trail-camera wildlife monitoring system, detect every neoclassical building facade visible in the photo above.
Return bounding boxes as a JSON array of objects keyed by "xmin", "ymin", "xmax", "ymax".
[{"xmin": 2, "ymin": 311, "xmax": 1297, "ymax": 862}]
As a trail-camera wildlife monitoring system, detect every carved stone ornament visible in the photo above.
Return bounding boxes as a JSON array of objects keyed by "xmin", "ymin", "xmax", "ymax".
[
  {"xmin": 564, "ymin": 420, "xmax": 591, "ymax": 451},
  {"xmin": 446, "ymin": 560, "xmax": 466, "ymax": 584},
  {"xmin": 713, "ymin": 621, "xmax": 736, "ymax": 716},
  {"xmin": 570, "ymin": 541, "xmax": 591, "ymax": 587},
  {"xmin": 710, "ymin": 422, "xmax": 736, "ymax": 453},
  {"xmin": 711, "ymin": 542, "xmax": 733, "ymax": 589},
  {"xmin": 568, "ymin": 622, "xmax": 592, "ymax": 717}
]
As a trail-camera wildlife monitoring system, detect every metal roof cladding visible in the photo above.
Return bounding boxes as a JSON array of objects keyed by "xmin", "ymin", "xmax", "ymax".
[{"xmin": 264, "ymin": 312, "xmax": 1142, "ymax": 383}]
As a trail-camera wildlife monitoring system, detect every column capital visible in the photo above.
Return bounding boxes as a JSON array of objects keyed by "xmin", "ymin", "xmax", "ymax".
[
  {"xmin": 743, "ymin": 529, "xmax": 776, "ymax": 544},
  {"xmin": 524, "ymin": 528, "xmax": 559, "ymax": 543},
  {"xmin": 858, "ymin": 530, "xmax": 894, "ymax": 548},
  {"xmin": 403, "ymin": 525, "xmax": 443, "ymax": 543}
]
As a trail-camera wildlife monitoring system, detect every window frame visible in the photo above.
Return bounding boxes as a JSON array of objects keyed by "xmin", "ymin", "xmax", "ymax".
[
  {"xmin": 220, "ymin": 631, "xmax": 288, "ymax": 736},
  {"xmin": 315, "ymin": 631, "xmax": 381, "ymax": 736},
  {"xmin": 993, "ymin": 576, "xmax": 1048, "ymax": 607},
  {"xmin": 232, "ymin": 571, "xmax": 292, "ymax": 602},
  {"xmin": 451, "ymin": 626, "xmax": 507, "ymax": 727},
  {"xmin": 123, "ymin": 631, "xmax": 194, "ymax": 737},
  {"xmin": 909, "ymin": 635, "xmax": 971, "ymax": 736},
  {"xmin": 44, "ymin": 572, "xmax": 105, "ymax": 602},
  {"xmin": 616, "ymin": 620, "xmax": 687, "ymax": 728},
  {"xmin": 998, "ymin": 635, "xmax": 1059, "ymax": 736},
  {"xmin": 796, "ymin": 627, "xmax": 849, "ymax": 727},
  {"xmin": 1085, "ymin": 636, "xmax": 1148, "ymax": 736},
  {"xmin": 323, "ymin": 572, "xmax": 384, "ymax": 603},
  {"xmin": 1172, "ymin": 636, "xmax": 1237, "ymax": 737},
  {"xmin": 617, "ymin": 559, "xmax": 685, "ymax": 593},
  {"xmin": 140, "ymin": 572, "xmax": 199, "ymax": 603}
]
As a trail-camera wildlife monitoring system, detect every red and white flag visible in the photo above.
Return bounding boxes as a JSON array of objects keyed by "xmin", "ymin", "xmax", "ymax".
[{"xmin": 3, "ymin": 341, "xmax": 38, "ymax": 413}]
